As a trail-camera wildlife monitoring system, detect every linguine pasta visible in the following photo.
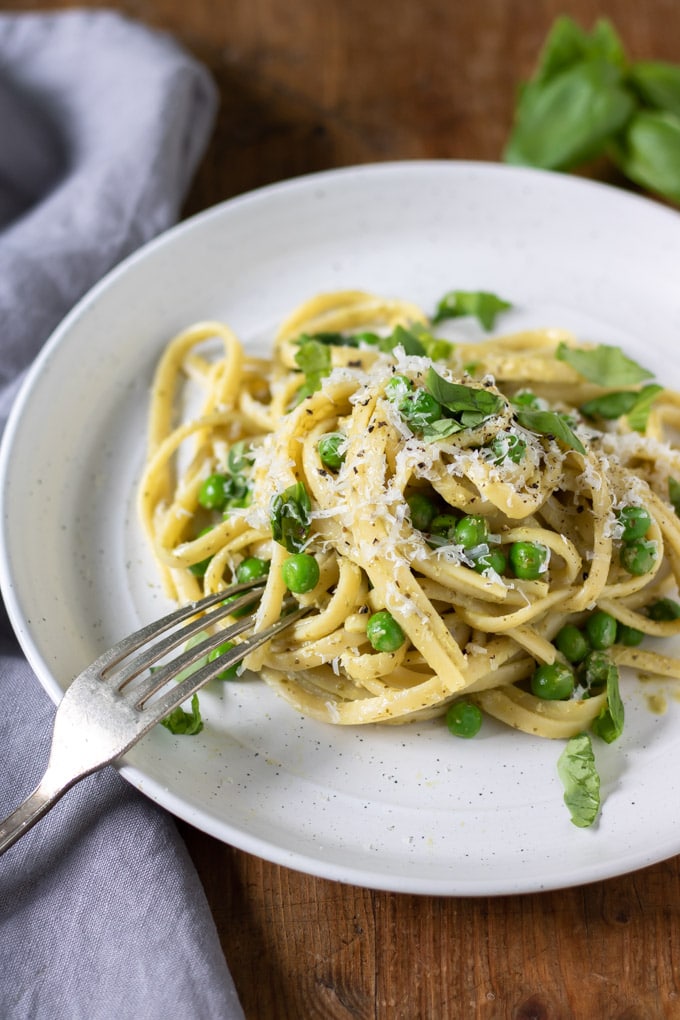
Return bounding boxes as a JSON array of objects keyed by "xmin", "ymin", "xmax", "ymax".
[{"xmin": 138, "ymin": 289, "xmax": 680, "ymax": 746}]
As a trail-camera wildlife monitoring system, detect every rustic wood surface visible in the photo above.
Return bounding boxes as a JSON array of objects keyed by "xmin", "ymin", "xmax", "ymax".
[{"xmin": 9, "ymin": 0, "xmax": 680, "ymax": 1016}]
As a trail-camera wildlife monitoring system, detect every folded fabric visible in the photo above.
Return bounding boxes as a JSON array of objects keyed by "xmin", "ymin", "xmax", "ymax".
[{"xmin": 0, "ymin": 11, "xmax": 245, "ymax": 1019}]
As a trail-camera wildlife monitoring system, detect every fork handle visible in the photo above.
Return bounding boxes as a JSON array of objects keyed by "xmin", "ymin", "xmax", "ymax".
[{"xmin": 0, "ymin": 773, "xmax": 73, "ymax": 855}]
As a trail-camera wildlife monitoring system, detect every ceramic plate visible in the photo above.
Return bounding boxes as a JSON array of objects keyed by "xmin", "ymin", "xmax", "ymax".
[{"xmin": 2, "ymin": 161, "xmax": 680, "ymax": 895}]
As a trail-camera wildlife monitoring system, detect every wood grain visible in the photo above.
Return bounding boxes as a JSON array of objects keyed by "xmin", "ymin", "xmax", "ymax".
[{"xmin": 9, "ymin": 0, "xmax": 680, "ymax": 1015}]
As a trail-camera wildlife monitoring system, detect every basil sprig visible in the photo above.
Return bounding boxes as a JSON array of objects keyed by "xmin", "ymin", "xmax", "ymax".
[
  {"xmin": 504, "ymin": 15, "xmax": 680, "ymax": 205},
  {"xmin": 590, "ymin": 661, "xmax": 625, "ymax": 744}
]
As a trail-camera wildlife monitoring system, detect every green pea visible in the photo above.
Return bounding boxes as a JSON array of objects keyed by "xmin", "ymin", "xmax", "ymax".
[
  {"xmin": 531, "ymin": 661, "xmax": 575, "ymax": 700},
  {"xmin": 585, "ymin": 610, "xmax": 618, "ymax": 650},
  {"xmin": 207, "ymin": 641, "xmax": 239, "ymax": 681},
  {"xmin": 399, "ymin": 389, "xmax": 443, "ymax": 430},
  {"xmin": 488, "ymin": 433, "xmax": 527, "ymax": 465},
  {"xmin": 617, "ymin": 623, "xmax": 645, "ymax": 647},
  {"xmin": 446, "ymin": 700, "xmax": 483, "ymax": 738},
  {"xmin": 646, "ymin": 598, "xmax": 680, "ymax": 621},
  {"xmin": 385, "ymin": 374, "xmax": 413, "ymax": 401},
  {"xmin": 512, "ymin": 391, "xmax": 541, "ymax": 410},
  {"xmin": 578, "ymin": 650, "xmax": 612, "ymax": 692},
  {"xmin": 509, "ymin": 541, "xmax": 549, "ymax": 580},
  {"xmin": 366, "ymin": 610, "xmax": 405, "ymax": 652},
  {"xmin": 620, "ymin": 539, "xmax": 657, "ymax": 576},
  {"xmin": 198, "ymin": 472, "xmax": 229, "ymax": 510},
  {"xmin": 473, "ymin": 549, "xmax": 508, "ymax": 575},
  {"xmin": 454, "ymin": 514, "xmax": 489, "ymax": 549},
  {"xmin": 317, "ymin": 432, "xmax": 346, "ymax": 471},
  {"xmin": 188, "ymin": 526, "xmax": 214, "ymax": 577},
  {"xmin": 406, "ymin": 491, "xmax": 437, "ymax": 532},
  {"xmin": 281, "ymin": 553, "xmax": 320, "ymax": 594},
  {"xmin": 430, "ymin": 513, "xmax": 459, "ymax": 540},
  {"xmin": 236, "ymin": 556, "xmax": 270, "ymax": 585},
  {"xmin": 617, "ymin": 505, "xmax": 652, "ymax": 542},
  {"xmin": 554, "ymin": 624, "xmax": 590, "ymax": 663}
]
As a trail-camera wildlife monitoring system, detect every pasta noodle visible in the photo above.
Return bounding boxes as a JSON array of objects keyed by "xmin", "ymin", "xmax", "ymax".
[{"xmin": 138, "ymin": 289, "xmax": 680, "ymax": 741}]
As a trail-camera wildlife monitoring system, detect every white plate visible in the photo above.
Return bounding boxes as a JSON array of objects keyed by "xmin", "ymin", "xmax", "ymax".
[{"xmin": 2, "ymin": 161, "xmax": 680, "ymax": 895}]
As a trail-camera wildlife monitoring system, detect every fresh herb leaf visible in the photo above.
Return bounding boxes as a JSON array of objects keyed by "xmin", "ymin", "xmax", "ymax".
[
  {"xmin": 669, "ymin": 477, "xmax": 680, "ymax": 516},
  {"xmin": 579, "ymin": 390, "xmax": 639, "ymax": 420},
  {"xmin": 591, "ymin": 660, "xmax": 625, "ymax": 743},
  {"xmin": 386, "ymin": 324, "xmax": 427, "ymax": 356},
  {"xmin": 294, "ymin": 338, "xmax": 332, "ymax": 400},
  {"xmin": 556, "ymin": 341, "xmax": 653, "ymax": 386},
  {"xmin": 629, "ymin": 60, "xmax": 680, "ymax": 118},
  {"xmin": 557, "ymin": 732, "xmax": 601, "ymax": 828},
  {"xmin": 615, "ymin": 109, "xmax": 680, "ymax": 204},
  {"xmin": 425, "ymin": 368, "xmax": 504, "ymax": 418},
  {"xmin": 161, "ymin": 694, "xmax": 203, "ymax": 736},
  {"xmin": 270, "ymin": 482, "xmax": 312, "ymax": 553},
  {"xmin": 420, "ymin": 419, "xmax": 465, "ymax": 442},
  {"xmin": 432, "ymin": 290, "xmax": 512, "ymax": 330},
  {"xmin": 626, "ymin": 383, "xmax": 664, "ymax": 432},
  {"xmin": 579, "ymin": 383, "xmax": 662, "ymax": 427},
  {"xmin": 515, "ymin": 408, "xmax": 586, "ymax": 454},
  {"xmin": 504, "ymin": 59, "xmax": 635, "ymax": 170}
]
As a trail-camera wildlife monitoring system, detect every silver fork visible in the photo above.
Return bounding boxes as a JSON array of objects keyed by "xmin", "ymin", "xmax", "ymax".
[{"xmin": 0, "ymin": 580, "xmax": 309, "ymax": 855}]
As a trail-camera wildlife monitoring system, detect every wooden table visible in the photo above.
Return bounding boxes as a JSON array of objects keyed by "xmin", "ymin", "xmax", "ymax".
[{"xmin": 11, "ymin": 0, "xmax": 680, "ymax": 1015}]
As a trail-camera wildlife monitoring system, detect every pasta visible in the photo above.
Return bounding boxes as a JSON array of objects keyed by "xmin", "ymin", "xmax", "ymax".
[{"xmin": 138, "ymin": 289, "xmax": 680, "ymax": 744}]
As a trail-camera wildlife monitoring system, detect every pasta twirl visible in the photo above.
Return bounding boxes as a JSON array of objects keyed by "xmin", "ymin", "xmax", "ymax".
[{"xmin": 138, "ymin": 289, "xmax": 680, "ymax": 741}]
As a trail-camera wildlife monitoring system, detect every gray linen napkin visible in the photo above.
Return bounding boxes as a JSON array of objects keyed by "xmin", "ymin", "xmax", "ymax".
[{"xmin": 0, "ymin": 11, "xmax": 245, "ymax": 1020}]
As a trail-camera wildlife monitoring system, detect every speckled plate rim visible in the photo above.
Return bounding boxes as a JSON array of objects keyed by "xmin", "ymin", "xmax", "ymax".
[{"xmin": 2, "ymin": 160, "xmax": 680, "ymax": 896}]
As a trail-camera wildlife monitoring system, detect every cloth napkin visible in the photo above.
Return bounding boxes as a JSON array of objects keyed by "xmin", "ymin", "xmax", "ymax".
[{"xmin": 0, "ymin": 11, "xmax": 246, "ymax": 1020}]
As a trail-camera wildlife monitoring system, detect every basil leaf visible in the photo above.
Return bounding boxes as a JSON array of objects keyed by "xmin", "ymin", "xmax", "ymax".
[
  {"xmin": 385, "ymin": 324, "xmax": 427, "ymax": 356},
  {"xmin": 425, "ymin": 368, "xmax": 504, "ymax": 418},
  {"xmin": 579, "ymin": 390, "xmax": 639, "ymax": 420},
  {"xmin": 421, "ymin": 419, "xmax": 465, "ymax": 442},
  {"xmin": 531, "ymin": 15, "xmax": 594, "ymax": 85},
  {"xmin": 557, "ymin": 732, "xmax": 601, "ymax": 828},
  {"xmin": 591, "ymin": 661, "xmax": 625, "ymax": 744},
  {"xmin": 626, "ymin": 383, "xmax": 664, "ymax": 432},
  {"xmin": 629, "ymin": 60, "xmax": 680, "ymax": 118},
  {"xmin": 270, "ymin": 482, "xmax": 312, "ymax": 553},
  {"xmin": 504, "ymin": 60, "xmax": 635, "ymax": 170},
  {"xmin": 294, "ymin": 338, "xmax": 332, "ymax": 400},
  {"xmin": 515, "ymin": 408, "xmax": 586, "ymax": 454},
  {"xmin": 579, "ymin": 383, "xmax": 662, "ymax": 427},
  {"xmin": 556, "ymin": 341, "xmax": 653, "ymax": 386},
  {"xmin": 432, "ymin": 290, "xmax": 512, "ymax": 330},
  {"xmin": 614, "ymin": 109, "xmax": 680, "ymax": 204},
  {"xmin": 669, "ymin": 477, "xmax": 680, "ymax": 516},
  {"xmin": 161, "ymin": 694, "xmax": 203, "ymax": 736}
]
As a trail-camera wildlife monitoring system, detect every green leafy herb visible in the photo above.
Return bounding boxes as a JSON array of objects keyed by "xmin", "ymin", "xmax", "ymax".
[
  {"xmin": 556, "ymin": 341, "xmax": 653, "ymax": 386},
  {"xmin": 615, "ymin": 109, "xmax": 680, "ymax": 205},
  {"xmin": 669, "ymin": 477, "xmax": 680, "ymax": 516},
  {"xmin": 503, "ymin": 15, "xmax": 680, "ymax": 205},
  {"xmin": 386, "ymin": 324, "xmax": 427, "ymax": 356},
  {"xmin": 505, "ymin": 58, "xmax": 634, "ymax": 170},
  {"xmin": 629, "ymin": 60, "xmax": 680, "ymax": 117},
  {"xmin": 432, "ymin": 290, "xmax": 512, "ymax": 330},
  {"xmin": 515, "ymin": 408, "xmax": 586, "ymax": 455},
  {"xmin": 626, "ymin": 384, "xmax": 664, "ymax": 432},
  {"xmin": 294, "ymin": 338, "xmax": 332, "ymax": 400},
  {"xmin": 425, "ymin": 368, "xmax": 504, "ymax": 419},
  {"xmin": 579, "ymin": 383, "xmax": 662, "ymax": 429},
  {"xmin": 591, "ymin": 659, "xmax": 624, "ymax": 743},
  {"xmin": 270, "ymin": 482, "xmax": 312, "ymax": 553},
  {"xmin": 161, "ymin": 694, "xmax": 203, "ymax": 736},
  {"xmin": 557, "ymin": 732, "xmax": 601, "ymax": 828}
]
